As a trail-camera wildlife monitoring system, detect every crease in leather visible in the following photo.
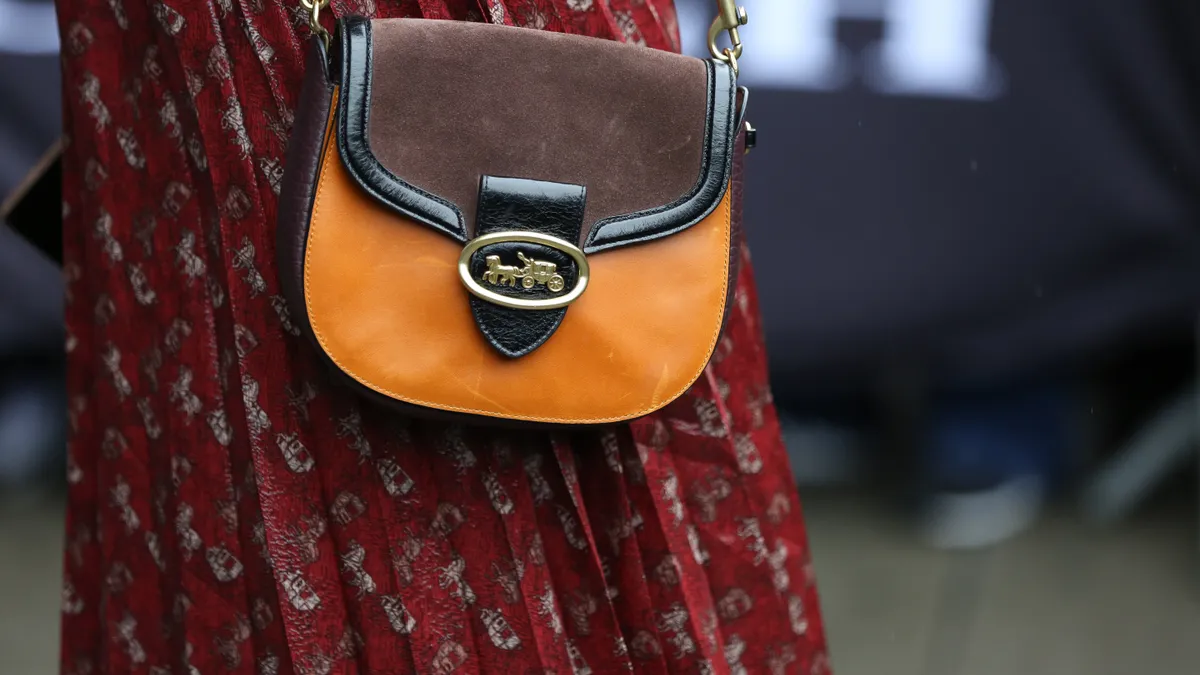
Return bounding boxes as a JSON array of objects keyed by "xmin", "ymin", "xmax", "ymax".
[
  {"xmin": 469, "ymin": 175, "xmax": 585, "ymax": 358},
  {"xmin": 336, "ymin": 16, "xmax": 734, "ymax": 250}
]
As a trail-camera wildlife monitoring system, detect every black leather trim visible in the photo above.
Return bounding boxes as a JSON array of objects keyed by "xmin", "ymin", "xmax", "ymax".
[
  {"xmin": 477, "ymin": 176, "xmax": 586, "ymax": 244},
  {"xmin": 336, "ymin": 17, "xmax": 468, "ymax": 242},
  {"xmin": 583, "ymin": 60, "xmax": 738, "ymax": 253},
  {"xmin": 469, "ymin": 176, "xmax": 586, "ymax": 358}
]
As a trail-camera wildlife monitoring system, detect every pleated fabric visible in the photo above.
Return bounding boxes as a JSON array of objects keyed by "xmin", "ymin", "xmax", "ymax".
[{"xmin": 55, "ymin": 1, "xmax": 831, "ymax": 673}]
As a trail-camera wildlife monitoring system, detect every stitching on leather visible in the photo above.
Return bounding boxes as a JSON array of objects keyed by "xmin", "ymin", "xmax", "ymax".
[{"xmin": 307, "ymin": 103, "xmax": 734, "ymax": 425}]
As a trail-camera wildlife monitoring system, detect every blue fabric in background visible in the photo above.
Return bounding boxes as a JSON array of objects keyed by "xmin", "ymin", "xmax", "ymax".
[{"xmin": 924, "ymin": 381, "xmax": 1074, "ymax": 491}]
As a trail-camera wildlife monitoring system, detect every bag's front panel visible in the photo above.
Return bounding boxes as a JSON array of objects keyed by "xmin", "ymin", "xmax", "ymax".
[{"xmin": 304, "ymin": 113, "xmax": 733, "ymax": 424}]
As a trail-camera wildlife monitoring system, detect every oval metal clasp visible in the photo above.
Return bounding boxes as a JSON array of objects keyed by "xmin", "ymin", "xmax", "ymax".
[{"xmin": 457, "ymin": 231, "xmax": 590, "ymax": 311}]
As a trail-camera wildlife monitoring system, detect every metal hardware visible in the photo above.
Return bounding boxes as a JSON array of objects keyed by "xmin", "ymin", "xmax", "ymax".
[
  {"xmin": 744, "ymin": 122, "xmax": 756, "ymax": 154},
  {"xmin": 458, "ymin": 232, "xmax": 590, "ymax": 310},
  {"xmin": 708, "ymin": 0, "xmax": 748, "ymax": 74},
  {"xmin": 299, "ymin": 0, "xmax": 331, "ymax": 48},
  {"xmin": 482, "ymin": 251, "xmax": 567, "ymax": 292}
]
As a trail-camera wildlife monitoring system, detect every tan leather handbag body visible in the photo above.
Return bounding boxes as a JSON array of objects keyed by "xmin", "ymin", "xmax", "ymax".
[{"xmin": 277, "ymin": 1, "xmax": 753, "ymax": 426}]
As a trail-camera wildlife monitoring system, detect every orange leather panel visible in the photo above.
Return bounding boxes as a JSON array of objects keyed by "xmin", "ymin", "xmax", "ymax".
[{"xmin": 304, "ymin": 110, "xmax": 732, "ymax": 424}]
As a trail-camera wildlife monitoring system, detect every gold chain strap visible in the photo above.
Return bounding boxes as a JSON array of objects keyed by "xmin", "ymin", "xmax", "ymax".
[
  {"xmin": 708, "ymin": 0, "xmax": 748, "ymax": 74},
  {"xmin": 300, "ymin": 0, "xmax": 748, "ymax": 74},
  {"xmin": 300, "ymin": 0, "xmax": 331, "ymax": 47}
]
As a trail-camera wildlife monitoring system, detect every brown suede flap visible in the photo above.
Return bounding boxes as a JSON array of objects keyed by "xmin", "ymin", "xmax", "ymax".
[{"xmin": 363, "ymin": 19, "xmax": 709, "ymax": 241}]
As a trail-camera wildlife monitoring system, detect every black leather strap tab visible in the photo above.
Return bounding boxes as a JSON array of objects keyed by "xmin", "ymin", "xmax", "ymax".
[{"xmin": 468, "ymin": 176, "xmax": 586, "ymax": 358}]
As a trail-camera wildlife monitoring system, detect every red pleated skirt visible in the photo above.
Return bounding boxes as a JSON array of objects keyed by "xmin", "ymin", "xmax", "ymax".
[{"xmin": 55, "ymin": 1, "xmax": 830, "ymax": 673}]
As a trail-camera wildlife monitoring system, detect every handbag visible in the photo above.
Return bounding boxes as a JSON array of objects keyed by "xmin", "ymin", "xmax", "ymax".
[{"xmin": 277, "ymin": 0, "xmax": 754, "ymax": 426}]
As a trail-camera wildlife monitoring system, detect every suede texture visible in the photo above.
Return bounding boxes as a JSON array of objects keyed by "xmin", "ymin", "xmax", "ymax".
[
  {"xmin": 337, "ymin": 18, "xmax": 468, "ymax": 241},
  {"xmin": 365, "ymin": 19, "xmax": 708, "ymax": 242}
]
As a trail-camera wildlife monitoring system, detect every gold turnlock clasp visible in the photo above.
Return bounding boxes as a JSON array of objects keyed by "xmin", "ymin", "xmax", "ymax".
[
  {"xmin": 458, "ymin": 232, "xmax": 590, "ymax": 311},
  {"xmin": 708, "ymin": 0, "xmax": 748, "ymax": 74},
  {"xmin": 299, "ymin": 0, "xmax": 331, "ymax": 48}
]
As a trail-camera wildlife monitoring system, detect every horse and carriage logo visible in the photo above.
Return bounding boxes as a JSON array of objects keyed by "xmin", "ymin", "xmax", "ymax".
[
  {"xmin": 482, "ymin": 251, "xmax": 567, "ymax": 293},
  {"xmin": 458, "ymin": 231, "xmax": 590, "ymax": 310}
]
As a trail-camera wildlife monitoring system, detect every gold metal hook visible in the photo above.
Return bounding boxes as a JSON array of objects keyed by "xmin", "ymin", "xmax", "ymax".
[
  {"xmin": 299, "ymin": 0, "xmax": 331, "ymax": 48},
  {"xmin": 708, "ymin": 0, "xmax": 748, "ymax": 73}
]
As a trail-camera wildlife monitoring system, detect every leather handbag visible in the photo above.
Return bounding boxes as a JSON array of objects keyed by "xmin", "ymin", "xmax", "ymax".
[{"xmin": 277, "ymin": 0, "xmax": 754, "ymax": 426}]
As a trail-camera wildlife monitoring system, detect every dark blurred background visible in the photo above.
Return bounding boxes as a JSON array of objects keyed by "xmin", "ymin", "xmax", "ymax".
[
  {"xmin": 2, "ymin": 0, "xmax": 1199, "ymax": 672},
  {"xmin": 0, "ymin": 0, "xmax": 65, "ymax": 491},
  {"xmin": 679, "ymin": 0, "xmax": 1200, "ymax": 532}
]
